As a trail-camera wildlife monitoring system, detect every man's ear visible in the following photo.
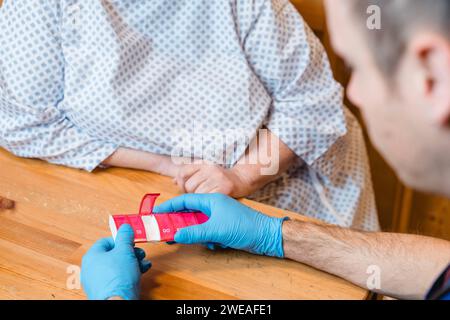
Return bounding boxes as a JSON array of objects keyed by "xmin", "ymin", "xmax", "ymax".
[{"xmin": 410, "ymin": 32, "xmax": 450, "ymax": 126}]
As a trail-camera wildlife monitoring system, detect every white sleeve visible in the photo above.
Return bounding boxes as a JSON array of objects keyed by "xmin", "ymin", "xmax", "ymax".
[
  {"xmin": 239, "ymin": 0, "xmax": 347, "ymax": 166},
  {"xmin": 0, "ymin": 0, "xmax": 117, "ymax": 171}
]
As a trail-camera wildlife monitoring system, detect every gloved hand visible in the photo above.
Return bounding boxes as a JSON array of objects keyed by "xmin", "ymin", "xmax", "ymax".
[
  {"xmin": 81, "ymin": 224, "xmax": 152, "ymax": 300},
  {"xmin": 153, "ymin": 194, "xmax": 288, "ymax": 258}
]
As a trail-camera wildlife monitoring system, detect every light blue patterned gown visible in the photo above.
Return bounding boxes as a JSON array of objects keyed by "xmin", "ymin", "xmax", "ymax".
[{"xmin": 0, "ymin": 0, "xmax": 380, "ymax": 231}]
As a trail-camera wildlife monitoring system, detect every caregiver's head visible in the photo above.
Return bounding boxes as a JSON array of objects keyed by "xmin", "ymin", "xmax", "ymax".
[{"xmin": 325, "ymin": 0, "xmax": 450, "ymax": 197}]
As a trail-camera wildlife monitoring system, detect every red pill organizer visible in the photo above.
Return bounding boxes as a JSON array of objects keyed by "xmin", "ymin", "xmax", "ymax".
[{"xmin": 109, "ymin": 194, "xmax": 209, "ymax": 243}]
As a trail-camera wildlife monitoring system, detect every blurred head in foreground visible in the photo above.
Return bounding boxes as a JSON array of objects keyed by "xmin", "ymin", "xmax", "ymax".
[{"xmin": 325, "ymin": 0, "xmax": 450, "ymax": 197}]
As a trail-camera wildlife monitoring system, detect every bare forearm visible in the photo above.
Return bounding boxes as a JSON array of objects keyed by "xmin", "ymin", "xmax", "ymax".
[
  {"xmin": 102, "ymin": 147, "xmax": 178, "ymax": 177},
  {"xmin": 282, "ymin": 220, "xmax": 450, "ymax": 299},
  {"xmin": 232, "ymin": 130, "xmax": 298, "ymax": 195}
]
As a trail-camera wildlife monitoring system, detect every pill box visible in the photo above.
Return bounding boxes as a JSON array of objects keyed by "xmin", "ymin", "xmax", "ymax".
[{"xmin": 109, "ymin": 193, "xmax": 209, "ymax": 243}]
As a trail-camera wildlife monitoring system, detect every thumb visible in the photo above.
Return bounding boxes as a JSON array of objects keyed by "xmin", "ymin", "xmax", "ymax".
[
  {"xmin": 174, "ymin": 224, "xmax": 208, "ymax": 244},
  {"xmin": 114, "ymin": 224, "xmax": 135, "ymax": 248},
  {"xmin": 87, "ymin": 237, "xmax": 115, "ymax": 254}
]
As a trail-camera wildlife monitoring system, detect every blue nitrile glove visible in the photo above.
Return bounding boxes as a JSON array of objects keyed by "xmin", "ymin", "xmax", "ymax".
[
  {"xmin": 153, "ymin": 194, "xmax": 288, "ymax": 258},
  {"xmin": 81, "ymin": 224, "xmax": 152, "ymax": 300}
]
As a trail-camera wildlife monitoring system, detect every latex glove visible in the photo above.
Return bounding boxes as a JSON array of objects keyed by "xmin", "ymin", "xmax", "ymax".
[
  {"xmin": 81, "ymin": 224, "xmax": 152, "ymax": 300},
  {"xmin": 154, "ymin": 194, "xmax": 288, "ymax": 258}
]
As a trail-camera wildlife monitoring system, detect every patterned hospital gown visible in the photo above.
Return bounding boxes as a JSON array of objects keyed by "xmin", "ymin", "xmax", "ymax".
[{"xmin": 0, "ymin": 0, "xmax": 380, "ymax": 231}]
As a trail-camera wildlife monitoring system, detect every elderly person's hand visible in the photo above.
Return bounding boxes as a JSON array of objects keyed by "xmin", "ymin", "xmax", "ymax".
[{"xmin": 174, "ymin": 163, "xmax": 254, "ymax": 198}]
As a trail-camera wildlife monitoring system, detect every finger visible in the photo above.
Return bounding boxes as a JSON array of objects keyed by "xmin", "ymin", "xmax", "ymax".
[
  {"xmin": 174, "ymin": 223, "xmax": 210, "ymax": 244},
  {"xmin": 175, "ymin": 177, "xmax": 186, "ymax": 194},
  {"xmin": 179, "ymin": 165, "xmax": 202, "ymax": 179},
  {"xmin": 139, "ymin": 259, "xmax": 152, "ymax": 274},
  {"xmin": 184, "ymin": 171, "xmax": 209, "ymax": 193},
  {"xmin": 194, "ymin": 179, "xmax": 217, "ymax": 194},
  {"xmin": 205, "ymin": 243, "xmax": 217, "ymax": 251},
  {"xmin": 134, "ymin": 247, "xmax": 146, "ymax": 261},
  {"xmin": 153, "ymin": 194, "xmax": 213, "ymax": 216},
  {"xmin": 114, "ymin": 224, "xmax": 135, "ymax": 249},
  {"xmin": 87, "ymin": 237, "xmax": 115, "ymax": 254},
  {"xmin": 176, "ymin": 166, "xmax": 202, "ymax": 192},
  {"xmin": 209, "ymin": 187, "xmax": 222, "ymax": 194},
  {"xmin": 204, "ymin": 243, "xmax": 229, "ymax": 250}
]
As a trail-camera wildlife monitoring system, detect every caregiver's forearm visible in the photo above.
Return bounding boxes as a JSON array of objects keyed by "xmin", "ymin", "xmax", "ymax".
[
  {"xmin": 232, "ymin": 130, "xmax": 298, "ymax": 193},
  {"xmin": 282, "ymin": 219, "xmax": 450, "ymax": 300},
  {"xmin": 102, "ymin": 148, "xmax": 178, "ymax": 177}
]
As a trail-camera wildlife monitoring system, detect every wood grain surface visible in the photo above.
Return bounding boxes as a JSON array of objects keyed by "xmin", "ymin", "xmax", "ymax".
[{"xmin": 0, "ymin": 148, "xmax": 369, "ymax": 300}]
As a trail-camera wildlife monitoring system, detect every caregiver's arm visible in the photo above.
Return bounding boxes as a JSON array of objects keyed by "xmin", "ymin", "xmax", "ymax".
[
  {"xmin": 283, "ymin": 220, "xmax": 450, "ymax": 300},
  {"xmin": 156, "ymin": 194, "xmax": 450, "ymax": 301},
  {"xmin": 0, "ymin": 1, "xmax": 116, "ymax": 172}
]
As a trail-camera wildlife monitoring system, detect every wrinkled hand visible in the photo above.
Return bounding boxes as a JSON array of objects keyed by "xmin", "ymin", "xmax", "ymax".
[
  {"xmin": 174, "ymin": 164, "xmax": 252, "ymax": 198},
  {"xmin": 154, "ymin": 194, "xmax": 288, "ymax": 258},
  {"xmin": 81, "ymin": 224, "xmax": 152, "ymax": 300}
]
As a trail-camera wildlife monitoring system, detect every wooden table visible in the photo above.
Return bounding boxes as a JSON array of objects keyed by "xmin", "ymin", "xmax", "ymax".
[{"xmin": 0, "ymin": 148, "xmax": 368, "ymax": 300}]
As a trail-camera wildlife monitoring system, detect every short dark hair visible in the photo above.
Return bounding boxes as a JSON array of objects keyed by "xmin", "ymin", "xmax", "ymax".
[{"xmin": 350, "ymin": 0, "xmax": 450, "ymax": 74}]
